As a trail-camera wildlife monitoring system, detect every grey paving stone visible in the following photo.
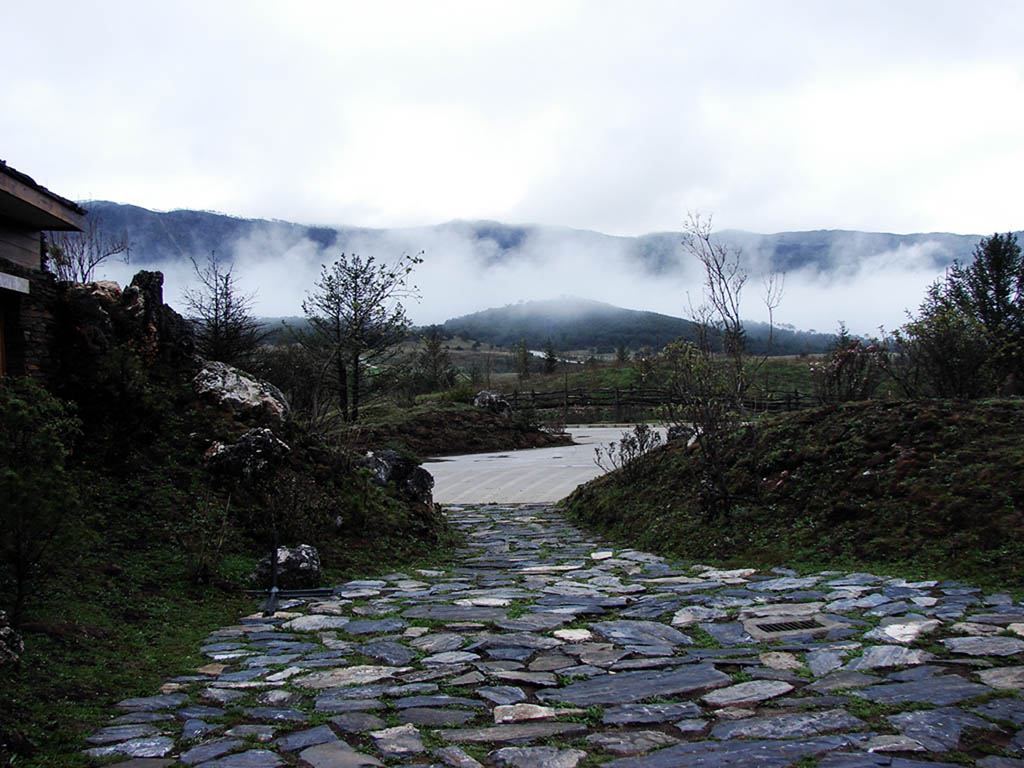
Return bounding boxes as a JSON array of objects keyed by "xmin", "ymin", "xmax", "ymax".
[
  {"xmin": 971, "ymin": 696, "xmax": 1024, "ymax": 726},
  {"xmin": 942, "ymin": 636, "xmax": 1024, "ymax": 656},
  {"xmin": 602, "ymin": 701, "xmax": 701, "ymax": 725},
  {"xmin": 489, "ymin": 746, "xmax": 587, "ymax": 768},
  {"xmin": 299, "ymin": 742, "xmax": 384, "ymax": 767},
  {"xmin": 370, "ymin": 723, "xmax": 424, "ymax": 757},
  {"xmin": 710, "ymin": 708, "xmax": 866, "ymax": 739},
  {"xmin": 888, "ymin": 706, "xmax": 999, "ymax": 751},
  {"xmin": 434, "ymin": 745, "xmax": 485, "ymax": 768},
  {"xmin": 602, "ymin": 735, "xmax": 854, "ymax": 767},
  {"xmin": 180, "ymin": 738, "xmax": 244, "ymax": 765},
  {"xmin": 115, "ymin": 694, "xmax": 188, "ymax": 712},
  {"xmin": 852, "ymin": 676, "xmax": 991, "ymax": 706},
  {"xmin": 440, "ymin": 721, "xmax": 588, "ymax": 743},
  {"xmin": 537, "ymin": 665, "xmax": 730, "ymax": 705},
  {"xmin": 84, "ymin": 724, "xmax": 162, "ymax": 745},
  {"xmin": 700, "ymin": 621, "xmax": 755, "ymax": 646},
  {"xmin": 192, "ymin": 748, "xmax": 284, "ymax": 767},
  {"xmin": 330, "ymin": 712, "xmax": 388, "ymax": 732},
  {"xmin": 358, "ymin": 640, "xmax": 415, "ymax": 666},
  {"xmin": 398, "ymin": 707, "xmax": 478, "ymax": 726},
  {"xmin": 274, "ymin": 724, "xmax": 340, "ymax": 751},
  {"xmin": 590, "ymin": 619, "xmax": 692, "ymax": 647},
  {"xmin": 240, "ymin": 707, "xmax": 309, "ymax": 722},
  {"xmin": 340, "ymin": 618, "xmax": 408, "ymax": 635},
  {"xmin": 586, "ymin": 730, "xmax": 680, "ymax": 755},
  {"xmin": 403, "ymin": 605, "xmax": 507, "ymax": 621},
  {"xmin": 477, "ymin": 686, "xmax": 527, "ymax": 705},
  {"xmin": 84, "ymin": 736, "xmax": 177, "ymax": 759}
]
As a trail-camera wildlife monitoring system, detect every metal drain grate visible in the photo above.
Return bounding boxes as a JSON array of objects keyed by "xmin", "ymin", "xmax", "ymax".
[
  {"xmin": 754, "ymin": 619, "xmax": 823, "ymax": 633},
  {"xmin": 742, "ymin": 612, "xmax": 847, "ymax": 641}
]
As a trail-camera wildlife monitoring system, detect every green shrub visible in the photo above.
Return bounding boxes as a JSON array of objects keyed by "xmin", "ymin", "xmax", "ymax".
[{"xmin": 0, "ymin": 377, "xmax": 81, "ymax": 624}]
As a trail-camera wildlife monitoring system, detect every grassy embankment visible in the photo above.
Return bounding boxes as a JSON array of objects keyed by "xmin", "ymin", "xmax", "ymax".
[
  {"xmin": 564, "ymin": 399, "xmax": 1024, "ymax": 590},
  {"xmin": 0, "ymin": 366, "xmax": 460, "ymax": 768}
]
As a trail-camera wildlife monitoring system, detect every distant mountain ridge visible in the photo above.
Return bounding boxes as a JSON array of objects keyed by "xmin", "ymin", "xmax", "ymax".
[{"xmin": 82, "ymin": 200, "xmax": 988, "ymax": 277}]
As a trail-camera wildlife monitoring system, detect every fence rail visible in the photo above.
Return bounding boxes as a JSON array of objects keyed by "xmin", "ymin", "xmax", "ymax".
[{"xmin": 509, "ymin": 386, "xmax": 817, "ymax": 415}]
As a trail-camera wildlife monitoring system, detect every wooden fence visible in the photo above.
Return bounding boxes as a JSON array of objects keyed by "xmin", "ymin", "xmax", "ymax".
[{"xmin": 509, "ymin": 386, "xmax": 816, "ymax": 417}]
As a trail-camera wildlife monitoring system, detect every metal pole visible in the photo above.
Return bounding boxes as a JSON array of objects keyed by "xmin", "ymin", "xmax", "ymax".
[{"xmin": 262, "ymin": 527, "xmax": 279, "ymax": 617}]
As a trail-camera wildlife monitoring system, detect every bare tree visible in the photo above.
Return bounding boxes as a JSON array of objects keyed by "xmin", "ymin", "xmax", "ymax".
[
  {"xmin": 665, "ymin": 213, "xmax": 783, "ymax": 516},
  {"xmin": 183, "ymin": 252, "xmax": 267, "ymax": 369},
  {"xmin": 303, "ymin": 252, "xmax": 421, "ymax": 422},
  {"xmin": 46, "ymin": 215, "xmax": 131, "ymax": 283}
]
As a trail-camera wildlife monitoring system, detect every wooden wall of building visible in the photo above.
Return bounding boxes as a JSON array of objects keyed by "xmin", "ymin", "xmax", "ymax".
[{"xmin": 0, "ymin": 224, "xmax": 42, "ymax": 271}]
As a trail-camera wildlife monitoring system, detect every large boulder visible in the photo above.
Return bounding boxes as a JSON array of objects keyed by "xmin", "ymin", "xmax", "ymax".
[
  {"xmin": 360, "ymin": 450, "xmax": 434, "ymax": 505},
  {"xmin": 474, "ymin": 390, "xmax": 510, "ymax": 414},
  {"xmin": 0, "ymin": 610, "xmax": 23, "ymax": 667},
  {"xmin": 194, "ymin": 360, "xmax": 290, "ymax": 425},
  {"xmin": 204, "ymin": 428, "xmax": 290, "ymax": 481},
  {"xmin": 251, "ymin": 544, "xmax": 322, "ymax": 590}
]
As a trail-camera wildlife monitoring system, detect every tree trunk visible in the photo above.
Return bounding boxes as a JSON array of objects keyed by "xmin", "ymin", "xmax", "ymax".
[
  {"xmin": 350, "ymin": 346, "xmax": 361, "ymax": 422},
  {"xmin": 336, "ymin": 347, "xmax": 349, "ymax": 422}
]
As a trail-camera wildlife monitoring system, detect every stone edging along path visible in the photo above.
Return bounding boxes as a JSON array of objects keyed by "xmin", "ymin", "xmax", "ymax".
[{"xmin": 86, "ymin": 504, "xmax": 1024, "ymax": 767}]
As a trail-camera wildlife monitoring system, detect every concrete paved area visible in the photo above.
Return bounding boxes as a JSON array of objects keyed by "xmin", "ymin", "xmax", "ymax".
[{"xmin": 425, "ymin": 426, "xmax": 658, "ymax": 504}]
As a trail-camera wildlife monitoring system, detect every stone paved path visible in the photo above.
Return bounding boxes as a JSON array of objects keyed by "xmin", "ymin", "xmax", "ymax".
[{"xmin": 87, "ymin": 504, "xmax": 1024, "ymax": 767}]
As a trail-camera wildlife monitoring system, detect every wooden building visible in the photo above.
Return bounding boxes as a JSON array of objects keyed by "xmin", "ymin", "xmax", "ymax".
[{"xmin": 0, "ymin": 161, "xmax": 86, "ymax": 376}]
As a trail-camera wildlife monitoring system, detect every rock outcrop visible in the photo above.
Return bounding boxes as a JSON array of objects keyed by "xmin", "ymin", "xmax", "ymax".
[
  {"xmin": 360, "ymin": 450, "xmax": 435, "ymax": 505},
  {"xmin": 59, "ymin": 271, "xmax": 194, "ymax": 365},
  {"xmin": 193, "ymin": 360, "xmax": 290, "ymax": 425},
  {"xmin": 251, "ymin": 544, "xmax": 322, "ymax": 590},
  {"xmin": 204, "ymin": 428, "xmax": 291, "ymax": 481}
]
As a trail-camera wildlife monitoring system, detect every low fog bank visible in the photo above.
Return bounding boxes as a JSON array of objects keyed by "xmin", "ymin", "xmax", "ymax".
[{"xmin": 94, "ymin": 219, "xmax": 976, "ymax": 339}]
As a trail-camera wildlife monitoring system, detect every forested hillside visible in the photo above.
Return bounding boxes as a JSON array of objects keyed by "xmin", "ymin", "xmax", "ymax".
[{"xmin": 441, "ymin": 297, "xmax": 834, "ymax": 354}]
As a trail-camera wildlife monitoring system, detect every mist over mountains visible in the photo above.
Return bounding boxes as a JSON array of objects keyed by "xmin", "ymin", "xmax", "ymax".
[{"xmin": 85, "ymin": 201, "xmax": 993, "ymax": 336}]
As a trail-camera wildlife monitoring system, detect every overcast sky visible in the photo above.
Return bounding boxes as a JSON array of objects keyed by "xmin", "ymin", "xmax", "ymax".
[{"xmin": 6, "ymin": 0, "xmax": 1024, "ymax": 238}]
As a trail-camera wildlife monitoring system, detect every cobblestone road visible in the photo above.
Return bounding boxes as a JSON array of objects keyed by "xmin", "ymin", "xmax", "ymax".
[{"xmin": 87, "ymin": 504, "xmax": 1024, "ymax": 767}]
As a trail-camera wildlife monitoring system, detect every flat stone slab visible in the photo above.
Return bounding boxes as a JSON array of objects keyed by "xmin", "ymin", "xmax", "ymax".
[
  {"xmin": 296, "ymin": 665, "xmax": 410, "ymax": 689},
  {"xmin": 590, "ymin": 620, "xmax": 691, "ymax": 647},
  {"xmin": 977, "ymin": 666, "xmax": 1024, "ymax": 690},
  {"xmin": 399, "ymin": 707, "xmax": 477, "ymax": 726},
  {"xmin": 282, "ymin": 615, "xmax": 350, "ymax": 631},
  {"xmin": 439, "ymin": 722, "xmax": 588, "ymax": 743},
  {"xmin": 942, "ymin": 636, "xmax": 1024, "ymax": 656},
  {"xmin": 403, "ymin": 605, "xmax": 507, "ymax": 621},
  {"xmin": 701, "ymin": 679, "xmax": 794, "ymax": 707},
  {"xmin": 710, "ymin": 708, "xmax": 866, "ymax": 739},
  {"xmin": 370, "ymin": 723, "xmax": 424, "ymax": 757},
  {"xmin": 300, "ymin": 742, "xmax": 384, "ymax": 767},
  {"xmin": 846, "ymin": 645, "xmax": 934, "ymax": 670},
  {"xmin": 340, "ymin": 618, "xmax": 408, "ymax": 635},
  {"xmin": 602, "ymin": 702, "xmax": 702, "ymax": 725},
  {"xmin": 602, "ymin": 735, "xmax": 853, "ymax": 768},
  {"xmin": 274, "ymin": 725, "xmax": 339, "ymax": 752},
  {"xmin": 490, "ymin": 746, "xmax": 588, "ymax": 768},
  {"xmin": 537, "ymin": 665, "xmax": 730, "ymax": 705},
  {"xmin": 193, "ymin": 750, "xmax": 284, "ymax": 767},
  {"xmin": 852, "ymin": 676, "xmax": 992, "ymax": 706},
  {"xmin": 85, "ymin": 724, "xmax": 162, "ymax": 744},
  {"xmin": 116, "ymin": 694, "xmax": 188, "ymax": 712},
  {"xmin": 888, "ymin": 707, "xmax": 999, "ymax": 751},
  {"xmin": 84, "ymin": 736, "xmax": 176, "ymax": 759},
  {"xmin": 410, "ymin": 632, "xmax": 465, "ymax": 652},
  {"xmin": 586, "ymin": 730, "xmax": 680, "ymax": 755}
]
